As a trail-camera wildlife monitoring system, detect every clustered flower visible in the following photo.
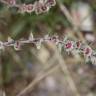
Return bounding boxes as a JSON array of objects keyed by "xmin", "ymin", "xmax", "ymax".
[
  {"xmin": 0, "ymin": 0, "xmax": 56, "ymax": 14},
  {"xmin": 7, "ymin": 0, "xmax": 16, "ymax": 6},
  {"xmin": 0, "ymin": 33, "xmax": 96, "ymax": 65}
]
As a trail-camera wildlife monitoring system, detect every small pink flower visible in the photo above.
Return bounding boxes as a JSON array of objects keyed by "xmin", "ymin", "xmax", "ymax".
[
  {"xmin": 14, "ymin": 41, "xmax": 21, "ymax": 50},
  {"xmin": 34, "ymin": 1, "xmax": 49, "ymax": 14},
  {"xmin": 64, "ymin": 40, "xmax": 74, "ymax": 51},
  {"xmin": 83, "ymin": 47, "xmax": 92, "ymax": 57},
  {"xmin": 7, "ymin": 0, "xmax": 16, "ymax": 6},
  {"xmin": 26, "ymin": 4, "xmax": 34, "ymax": 13},
  {"xmin": 45, "ymin": 0, "xmax": 56, "ymax": 7},
  {"xmin": 41, "ymin": 5, "xmax": 49, "ymax": 13}
]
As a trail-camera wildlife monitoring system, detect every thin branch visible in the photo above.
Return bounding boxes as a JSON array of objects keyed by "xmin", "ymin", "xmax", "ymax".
[
  {"xmin": 16, "ymin": 64, "xmax": 59, "ymax": 96},
  {"xmin": 54, "ymin": 47, "xmax": 81, "ymax": 96},
  {"xmin": 57, "ymin": 0, "xmax": 85, "ymax": 42}
]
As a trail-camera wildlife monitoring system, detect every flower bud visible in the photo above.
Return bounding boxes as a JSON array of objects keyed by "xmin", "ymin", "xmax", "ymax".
[{"xmin": 14, "ymin": 41, "xmax": 21, "ymax": 50}]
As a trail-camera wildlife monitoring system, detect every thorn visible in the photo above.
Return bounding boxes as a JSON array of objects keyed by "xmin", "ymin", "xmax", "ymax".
[
  {"xmin": 0, "ymin": 41, "xmax": 4, "ymax": 50},
  {"xmin": 8, "ymin": 37, "xmax": 14, "ymax": 42},
  {"xmin": 36, "ymin": 39, "xmax": 43, "ymax": 50},
  {"xmin": 29, "ymin": 32, "xmax": 34, "ymax": 41}
]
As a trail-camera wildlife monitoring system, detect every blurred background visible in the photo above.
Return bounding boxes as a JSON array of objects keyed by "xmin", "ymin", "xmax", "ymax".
[{"xmin": 0, "ymin": 0, "xmax": 96, "ymax": 96}]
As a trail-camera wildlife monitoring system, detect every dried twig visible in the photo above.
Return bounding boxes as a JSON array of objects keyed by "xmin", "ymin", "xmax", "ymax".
[
  {"xmin": 0, "ymin": 34, "xmax": 96, "ymax": 64},
  {"xmin": 51, "ymin": 45, "xmax": 81, "ymax": 96},
  {"xmin": 16, "ymin": 64, "xmax": 59, "ymax": 96},
  {"xmin": 57, "ymin": 0, "xmax": 85, "ymax": 42}
]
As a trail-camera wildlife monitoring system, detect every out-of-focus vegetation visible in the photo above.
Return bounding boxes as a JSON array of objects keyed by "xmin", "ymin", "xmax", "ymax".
[
  {"xmin": 0, "ymin": 0, "xmax": 69, "ymax": 83},
  {"xmin": 0, "ymin": 0, "xmax": 96, "ymax": 96}
]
